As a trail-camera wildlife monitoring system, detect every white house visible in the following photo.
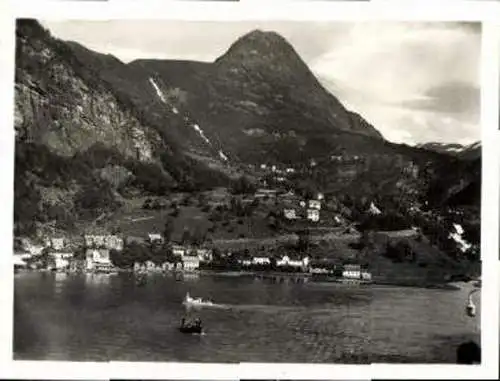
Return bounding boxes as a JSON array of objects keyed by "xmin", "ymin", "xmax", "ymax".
[
  {"xmin": 368, "ymin": 202, "xmax": 382, "ymax": 215},
  {"xmin": 182, "ymin": 255, "xmax": 200, "ymax": 271},
  {"xmin": 307, "ymin": 209, "xmax": 320, "ymax": 222},
  {"xmin": 44, "ymin": 237, "xmax": 65, "ymax": 251},
  {"xmin": 195, "ymin": 248, "xmax": 213, "ymax": 261},
  {"xmin": 148, "ymin": 233, "xmax": 163, "ymax": 244},
  {"xmin": 85, "ymin": 248, "xmax": 112, "ymax": 271},
  {"xmin": 308, "ymin": 200, "xmax": 321, "ymax": 210},
  {"xmin": 276, "ymin": 255, "xmax": 307, "ymax": 268},
  {"xmin": 105, "ymin": 235, "xmax": 124, "ymax": 251},
  {"xmin": 342, "ymin": 264, "xmax": 361, "ymax": 279},
  {"xmin": 51, "ymin": 252, "xmax": 73, "ymax": 271},
  {"xmin": 172, "ymin": 245, "xmax": 187, "ymax": 257},
  {"xmin": 317, "ymin": 193, "xmax": 324, "ymax": 201},
  {"xmin": 252, "ymin": 257, "xmax": 271, "ymax": 265}
]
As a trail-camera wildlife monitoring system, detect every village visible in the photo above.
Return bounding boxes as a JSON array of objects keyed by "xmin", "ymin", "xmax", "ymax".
[
  {"xmin": 13, "ymin": 156, "xmax": 477, "ymax": 287},
  {"xmin": 12, "ymin": 161, "xmax": 383, "ymax": 284}
]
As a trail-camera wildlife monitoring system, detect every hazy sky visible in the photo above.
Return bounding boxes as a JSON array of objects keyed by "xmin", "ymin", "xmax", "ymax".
[{"xmin": 41, "ymin": 20, "xmax": 481, "ymax": 145}]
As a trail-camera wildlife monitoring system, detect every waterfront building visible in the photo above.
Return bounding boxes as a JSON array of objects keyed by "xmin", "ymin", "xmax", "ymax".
[
  {"xmin": 276, "ymin": 255, "xmax": 310, "ymax": 271},
  {"xmin": 50, "ymin": 252, "xmax": 73, "ymax": 271},
  {"xmin": 342, "ymin": 264, "xmax": 362, "ymax": 279},
  {"xmin": 182, "ymin": 255, "xmax": 200, "ymax": 271},
  {"xmin": 252, "ymin": 257, "xmax": 271, "ymax": 266},
  {"xmin": 13, "ymin": 252, "xmax": 30, "ymax": 269},
  {"xmin": 195, "ymin": 248, "xmax": 213, "ymax": 261},
  {"xmin": 85, "ymin": 248, "xmax": 112, "ymax": 272},
  {"xmin": 69, "ymin": 259, "xmax": 86, "ymax": 273}
]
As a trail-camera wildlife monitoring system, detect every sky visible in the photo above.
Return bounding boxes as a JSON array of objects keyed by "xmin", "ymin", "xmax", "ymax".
[{"xmin": 41, "ymin": 20, "xmax": 481, "ymax": 145}]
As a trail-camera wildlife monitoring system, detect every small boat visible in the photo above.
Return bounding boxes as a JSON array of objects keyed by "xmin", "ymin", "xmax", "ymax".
[
  {"xmin": 183, "ymin": 292, "xmax": 214, "ymax": 307},
  {"xmin": 179, "ymin": 324, "xmax": 203, "ymax": 334},
  {"xmin": 179, "ymin": 317, "xmax": 203, "ymax": 334}
]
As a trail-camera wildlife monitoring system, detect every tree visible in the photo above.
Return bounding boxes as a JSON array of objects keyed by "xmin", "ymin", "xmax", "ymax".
[
  {"xmin": 181, "ymin": 228, "xmax": 191, "ymax": 245},
  {"xmin": 212, "ymin": 247, "xmax": 222, "ymax": 261},
  {"xmin": 297, "ymin": 228, "xmax": 311, "ymax": 253},
  {"xmin": 191, "ymin": 225, "xmax": 207, "ymax": 247},
  {"xmin": 112, "ymin": 242, "xmax": 151, "ymax": 268},
  {"xmin": 163, "ymin": 217, "xmax": 174, "ymax": 243},
  {"xmin": 231, "ymin": 175, "xmax": 256, "ymax": 195}
]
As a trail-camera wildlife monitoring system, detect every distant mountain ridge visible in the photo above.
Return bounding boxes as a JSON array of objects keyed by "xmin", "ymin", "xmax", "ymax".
[{"xmin": 416, "ymin": 141, "xmax": 481, "ymax": 160}]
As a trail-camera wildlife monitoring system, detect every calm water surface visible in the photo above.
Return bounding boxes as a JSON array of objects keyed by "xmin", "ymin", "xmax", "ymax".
[{"xmin": 14, "ymin": 272, "xmax": 480, "ymax": 363}]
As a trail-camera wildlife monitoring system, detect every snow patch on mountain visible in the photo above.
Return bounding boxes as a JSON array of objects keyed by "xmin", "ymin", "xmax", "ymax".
[
  {"xmin": 149, "ymin": 77, "xmax": 167, "ymax": 104},
  {"xmin": 192, "ymin": 123, "xmax": 211, "ymax": 145},
  {"xmin": 219, "ymin": 151, "xmax": 229, "ymax": 161},
  {"xmin": 148, "ymin": 77, "xmax": 230, "ymax": 162}
]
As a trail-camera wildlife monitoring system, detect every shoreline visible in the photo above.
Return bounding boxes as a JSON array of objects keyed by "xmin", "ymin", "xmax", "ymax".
[{"xmin": 15, "ymin": 267, "xmax": 478, "ymax": 291}]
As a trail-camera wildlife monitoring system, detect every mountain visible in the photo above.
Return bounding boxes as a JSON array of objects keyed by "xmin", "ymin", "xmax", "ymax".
[
  {"xmin": 13, "ymin": 20, "xmax": 480, "ymax": 239},
  {"xmin": 129, "ymin": 29, "xmax": 383, "ymax": 165},
  {"xmin": 14, "ymin": 20, "xmax": 232, "ymax": 236},
  {"xmin": 417, "ymin": 141, "xmax": 481, "ymax": 161}
]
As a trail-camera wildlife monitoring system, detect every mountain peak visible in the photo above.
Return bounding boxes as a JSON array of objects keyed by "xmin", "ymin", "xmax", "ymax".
[
  {"xmin": 240, "ymin": 29, "xmax": 288, "ymax": 44},
  {"xmin": 215, "ymin": 29, "xmax": 297, "ymax": 66}
]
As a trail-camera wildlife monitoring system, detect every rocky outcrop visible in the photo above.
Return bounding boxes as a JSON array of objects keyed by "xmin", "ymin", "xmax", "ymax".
[{"xmin": 15, "ymin": 22, "xmax": 163, "ymax": 162}]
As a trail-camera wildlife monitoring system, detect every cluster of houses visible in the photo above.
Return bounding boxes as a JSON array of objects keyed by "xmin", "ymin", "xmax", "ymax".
[
  {"xmin": 13, "ymin": 232, "xmax": 372, "ymax": 281},
  {"xmin": 13, "ymin": 231, "xmax": 218, "ymax": 274},
  {"xmin": 252, "ymin": 187, "xmax": 327, "ymax": 223},
  {"xmin": 14, "ymin": 234, "xmax": 121, "ymax": 273}
]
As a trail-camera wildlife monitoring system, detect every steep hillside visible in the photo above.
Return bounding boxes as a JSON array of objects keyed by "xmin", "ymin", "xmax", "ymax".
[{"xmin": 14, "ymin": 20, "xmax": 232, "ymax": 237}]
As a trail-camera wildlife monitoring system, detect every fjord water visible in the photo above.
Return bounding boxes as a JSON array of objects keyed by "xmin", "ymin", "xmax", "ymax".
[{"xmin": 14, "ymin": 272, "xmax": 480, "ymax": 363}]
